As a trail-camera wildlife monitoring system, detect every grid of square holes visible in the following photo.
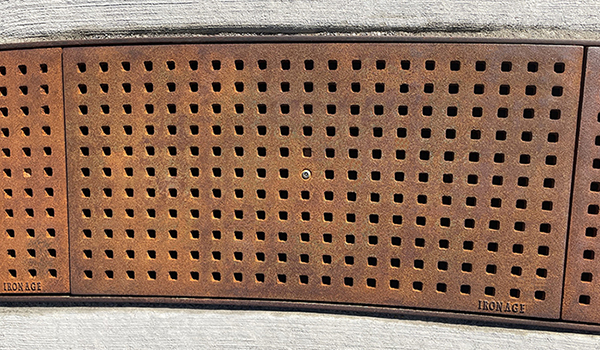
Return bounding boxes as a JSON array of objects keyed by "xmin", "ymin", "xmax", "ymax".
[
  {"xmin": 0, "ymin": 48, "xmax": 69, "ymax": 293},
  {"xmin": 562, "ymin": 47, "xmax": 600, "ymax": 323},
  {"xmin": 64, "ymin": 44, "xmax": 582, "ymax": 318}
]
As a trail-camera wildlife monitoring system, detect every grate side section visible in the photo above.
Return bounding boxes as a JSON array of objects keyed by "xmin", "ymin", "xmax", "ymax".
[
  {"xmin": 562, "ymin": 47, "xmax": 600, "ymax": 323},
  {"xmin": 0, "ymin": 48, "xmax": 69, "ymax": 294},
  {"xmin": 64, "ymin": 44, "xmax": 582, "ymax": 319}
]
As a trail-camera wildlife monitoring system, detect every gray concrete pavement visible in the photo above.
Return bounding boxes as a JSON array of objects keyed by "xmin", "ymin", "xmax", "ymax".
[
  {"xmin": 0, "ymin": 307, "xmax": 598, "ymax": 349},
  {"xmin": 3, "ymin": 0, "xmax": 600, "ymax": 43}
]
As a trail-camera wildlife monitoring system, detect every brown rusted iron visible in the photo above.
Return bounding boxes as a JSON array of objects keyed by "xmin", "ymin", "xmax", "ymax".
[
  {"xmin": 62, "ymin": 43, "xmax": 582, "ymax": 319},
  {"xmin": 562, "ymin": 47, "xmax": 600, "ymax": 323},
  {"xmin": 0, "ymin": 48, "xmax": 69, "ymax": 294}
]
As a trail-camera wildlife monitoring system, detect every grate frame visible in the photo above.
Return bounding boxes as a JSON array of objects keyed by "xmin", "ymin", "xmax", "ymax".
[{"xmin": 0, "ymin": 48, "xmax": 69, "ymax": 294}]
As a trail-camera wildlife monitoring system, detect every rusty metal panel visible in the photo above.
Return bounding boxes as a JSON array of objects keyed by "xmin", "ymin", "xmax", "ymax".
[
  {"xmin": 63, "ymin": 44, "xmax": 582, "ymax": 319},
  {"xmin": 563, "ymin": 47, "xmax": 600, "ymax": 323},
  {"xmin": 0, "ymin": 48, "xmax": 69, "ymax": 294}
]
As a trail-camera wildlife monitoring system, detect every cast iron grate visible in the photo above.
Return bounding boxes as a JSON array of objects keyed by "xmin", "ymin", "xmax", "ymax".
[
  {"xmin": 0, "ymin": 48, "xmax": 69, "ymax": 294},
  {"xmin": 63, "ymin": 44, "xmax": 582, "ymax": 319},
  {"xmin": 562, "ymin": 47, "xmax": 600, "ymax": 323}
]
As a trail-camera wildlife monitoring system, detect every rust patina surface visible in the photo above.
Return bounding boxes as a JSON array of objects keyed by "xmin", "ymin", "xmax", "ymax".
[
  {"xmin": 562, "ymin": 47, "xmax": 600, "ymax": 323},
  {"xmin": 62, "ymin": 44, "xmax": 582, "ymax": 319},
  {"xmin": 0, "ymin": 48, "xmax": 69, "ymax": 294}
]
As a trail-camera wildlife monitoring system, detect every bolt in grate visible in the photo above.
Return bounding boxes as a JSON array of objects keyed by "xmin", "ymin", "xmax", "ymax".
[
  {"xmin": 0, "ymin": 48, "xmax": 69, "ymax": 294},
  {"xmin": 562, "ymin": 47, "xmax": 600, "ymax": 323},
  {"xmin": 63, "ymin": 44, "xmax": 582, "ymax": 319}
]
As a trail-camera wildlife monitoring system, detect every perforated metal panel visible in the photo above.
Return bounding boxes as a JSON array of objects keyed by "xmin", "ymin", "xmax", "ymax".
[
  {"xmin": 63, "ymin": 44, "xmax": 582, "ymax": 319},
  {"xmin": 562, "ymin": 47, "xmax": 600, "ymax": 323},
  {"xmin": 0, "ymin": 48, "xmax": 69, "ymax": 294}
]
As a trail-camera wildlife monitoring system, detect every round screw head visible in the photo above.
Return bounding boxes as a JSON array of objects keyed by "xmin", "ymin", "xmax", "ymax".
[{"xmin": 301, "ymin": 169, "xmax": 311, "ymax": 180}]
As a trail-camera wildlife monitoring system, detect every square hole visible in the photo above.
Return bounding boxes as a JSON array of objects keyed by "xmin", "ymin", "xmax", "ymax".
[
  {"xmin": 450, "ymin": 60, "xmax": 461, "ymax": 71},
  {"xmin": 527, "ymin": 62, "xmax": 538, "ymax": 72}
]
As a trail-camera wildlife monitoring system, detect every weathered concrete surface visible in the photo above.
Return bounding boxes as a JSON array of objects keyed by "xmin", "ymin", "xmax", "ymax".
[
  {"xmin": 1, "ymin": 0, "xmax": 600, "ymax": 44},
  {"xmin": 0, "ymin": 307, "xmax": 597, "ymax": 349}
]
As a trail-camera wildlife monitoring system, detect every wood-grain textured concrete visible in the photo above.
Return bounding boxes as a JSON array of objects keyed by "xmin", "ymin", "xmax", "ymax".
[
  {"xmin": 0, "ymin": 307, "xmax": 598, "ymax": 349},
  {"xmin": 2, "ymin": 0, "xmax": 600, "ymax": 43}
]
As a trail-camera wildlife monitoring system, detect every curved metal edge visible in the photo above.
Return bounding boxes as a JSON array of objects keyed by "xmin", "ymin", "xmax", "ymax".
[{"xmin": 0, "ymin": 35, "xmax": 596, "ymax": 52}]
